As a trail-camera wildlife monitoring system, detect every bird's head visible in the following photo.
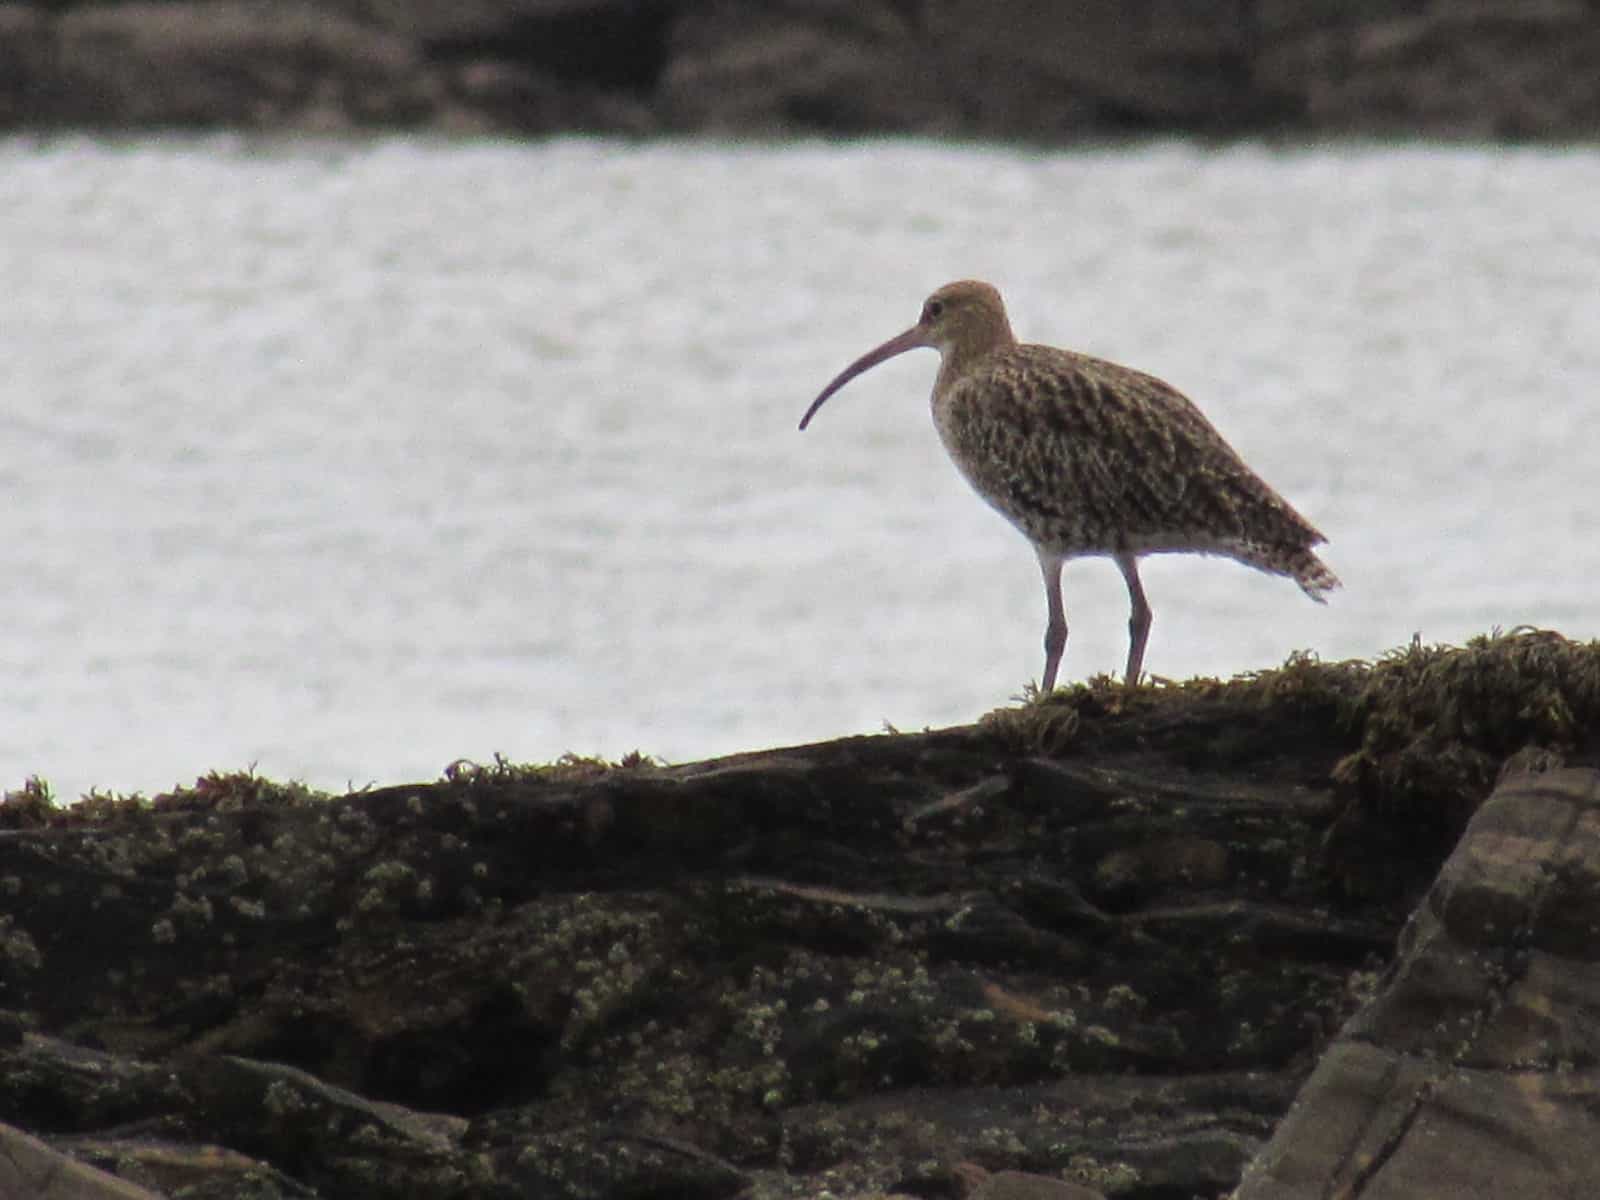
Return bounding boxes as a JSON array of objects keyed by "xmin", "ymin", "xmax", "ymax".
[{"xmin": 799, "ymin": 280, "xmax": 1016, "ymax": 430}]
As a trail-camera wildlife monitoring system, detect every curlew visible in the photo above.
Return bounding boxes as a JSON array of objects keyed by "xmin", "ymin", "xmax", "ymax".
[{"xmin": 798, "ymin": 280, "xmax": 1339, "ymax": 691}]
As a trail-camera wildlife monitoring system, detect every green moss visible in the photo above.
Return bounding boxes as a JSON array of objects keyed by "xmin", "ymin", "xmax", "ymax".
[
  {"xmin": 0, "ymin": 776, "xmax": 54, "ymax": 828},
  {"xmin": 1334, "ymin": 629, "xmax": 1600, "ymax": 813},
  {"xmin": 154, "ymin": 768, "xmax": 330, "ymax": 812},
  {"xmin": 74, "ymin": 789, "xmax": 155, "ymax": 820},
  {"xmin": 441, "ymin": 749, "xmax": 660, "ymax": 787},
  {"xmin": 0, "ymin": 915, "xmax": 42, "ymax": 971},
  {"xmin": 9, "ymin": 768, "xmax": 332, "ymax": 827},
  {"xmin": 1066, "ymin": 1154, "xmax": 1142, "ymax": 1190},
  {"xmin": 976, "ymin": 682, "xmax": 1092, "ymax": 754},
  {"xmin": 980, "ymin": 648, "xmax": 1375, "ymax": 755},
  {"xmin": 979, "ymin": 630, "xmax": 1600, "ymax": 831}
]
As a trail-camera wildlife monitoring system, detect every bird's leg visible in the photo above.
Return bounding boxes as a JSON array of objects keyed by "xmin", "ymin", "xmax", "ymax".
[
  {"xmin": 1037, "ymin": 551, "xmax": 1067, "ymax": 693},
  {"xmin": 1114, "ymin": 553, "xmax": 1151, "ymax": 687}
]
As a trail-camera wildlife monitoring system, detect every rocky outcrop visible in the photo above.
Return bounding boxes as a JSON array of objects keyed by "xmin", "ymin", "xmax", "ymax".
[
  {"xmin": 1237, "ymin": 767, "xmax": 1600, "ymax": 1199},
  {"xmin": 1, "ymin": 631, "xmax": 1598, "ymax": 1198},
  {"xmin": 0, "ymin": 1119, "xmax": 165, "ymax": 1200},
  {"xmin": 1, "ymin": 1, "xmax": 1596, "ymax": 137}
]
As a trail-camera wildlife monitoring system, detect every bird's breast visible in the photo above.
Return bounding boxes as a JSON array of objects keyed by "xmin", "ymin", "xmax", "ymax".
[{"xmin": 930, "ymin": 376, "xmax": 1058, "ymax": 525}]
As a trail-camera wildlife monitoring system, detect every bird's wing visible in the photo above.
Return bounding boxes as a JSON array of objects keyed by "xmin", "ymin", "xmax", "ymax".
[{"xmin": 943, "ymin": 347, "xmax": 1322, "ymax": 553}]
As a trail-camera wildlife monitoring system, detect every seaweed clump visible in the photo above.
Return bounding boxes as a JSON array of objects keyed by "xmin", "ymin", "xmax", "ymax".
[
  {"xmin": 1, "ymin": 769, "xmax": 334, "ymax": 830},
  {"xmin": 976, "ymin": 651, "xmax": 1373, "ymax": 760},
  {"xmin": 150, "ymin": 768, "xmax": 330, "ymax": 813},
  {"xmin": 1334, "ymin": 628, "xmax": 1600, "ymax": 823},
  {"xmin": 0, "ymin": 776, "xmax": 55, "ymax": 830},
  {"xmin": 978, "ymin": 629, "xmax": 1600, "ymax": 830},
  {"xmin": 441, "ymin": 749, "xmax": 660, "ymax": 788}
]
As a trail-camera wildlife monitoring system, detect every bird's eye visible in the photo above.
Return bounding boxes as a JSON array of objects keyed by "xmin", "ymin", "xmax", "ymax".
[{"xmin": 925, "ymin": 299, "xmax": 944, "ymax": 320}]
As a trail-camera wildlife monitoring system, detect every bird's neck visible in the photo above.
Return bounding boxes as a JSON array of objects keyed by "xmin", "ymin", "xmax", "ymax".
[{"xmin": 936, "ymin": 332, "xmax": 1014, "ymax": 395}]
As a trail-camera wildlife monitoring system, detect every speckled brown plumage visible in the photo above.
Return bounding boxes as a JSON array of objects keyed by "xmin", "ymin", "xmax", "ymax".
[
  {"xmin": 799, "ymin": 280, "xmax": 1340, "ymax": 690},
  {"xmin": 933, "ymin": 341, "xmax": 1334, "ymax": 575}
]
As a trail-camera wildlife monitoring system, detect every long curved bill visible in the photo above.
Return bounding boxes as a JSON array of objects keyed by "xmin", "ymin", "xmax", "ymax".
[{"xmin": 798, "ymin": 327, "xmax": 927, "ymax": 430}]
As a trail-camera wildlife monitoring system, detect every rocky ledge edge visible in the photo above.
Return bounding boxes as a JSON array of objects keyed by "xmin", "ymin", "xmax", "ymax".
[{"xmin": 1, "ymin": 628, "xmax": 1598, "ymax": 1200}]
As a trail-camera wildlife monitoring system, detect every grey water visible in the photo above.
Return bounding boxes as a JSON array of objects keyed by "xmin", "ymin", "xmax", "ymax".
[{"xmin": 3, "ymin": 135, "xmax": 1597, "ymax": 802}]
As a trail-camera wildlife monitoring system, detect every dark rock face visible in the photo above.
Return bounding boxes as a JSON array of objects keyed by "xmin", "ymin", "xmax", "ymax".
[
  {"xmin": 1, "ymin": 0, "xmax": 1596, "ymax": 137},
  {"xmin": 1238, "ymin": 768, "xmax": 1600, "ymax": 1198},
  {"xmin": 6, "ymin": 4, "xmax": 435, "ymax": 131},
  {"xmin": 3, "ymin": 633, "xmax": 1598, "ymax": 1198}
]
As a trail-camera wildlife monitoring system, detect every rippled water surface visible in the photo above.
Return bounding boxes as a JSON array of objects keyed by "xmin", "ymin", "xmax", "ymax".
[{"xmin": 4, "ymin": 135, "xmax": 1598, "ymax": 800}]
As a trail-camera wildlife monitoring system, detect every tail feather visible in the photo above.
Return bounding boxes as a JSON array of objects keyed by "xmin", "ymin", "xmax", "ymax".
[{"xmin": 1291, "ymin": 551, "xmax": 1340, "ymax": 603}]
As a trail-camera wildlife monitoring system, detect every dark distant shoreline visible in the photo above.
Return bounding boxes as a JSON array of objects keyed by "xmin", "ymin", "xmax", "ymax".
[{"xmin": 2, "ymin": 1, "xmax": 1597, "ymax": 140}]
